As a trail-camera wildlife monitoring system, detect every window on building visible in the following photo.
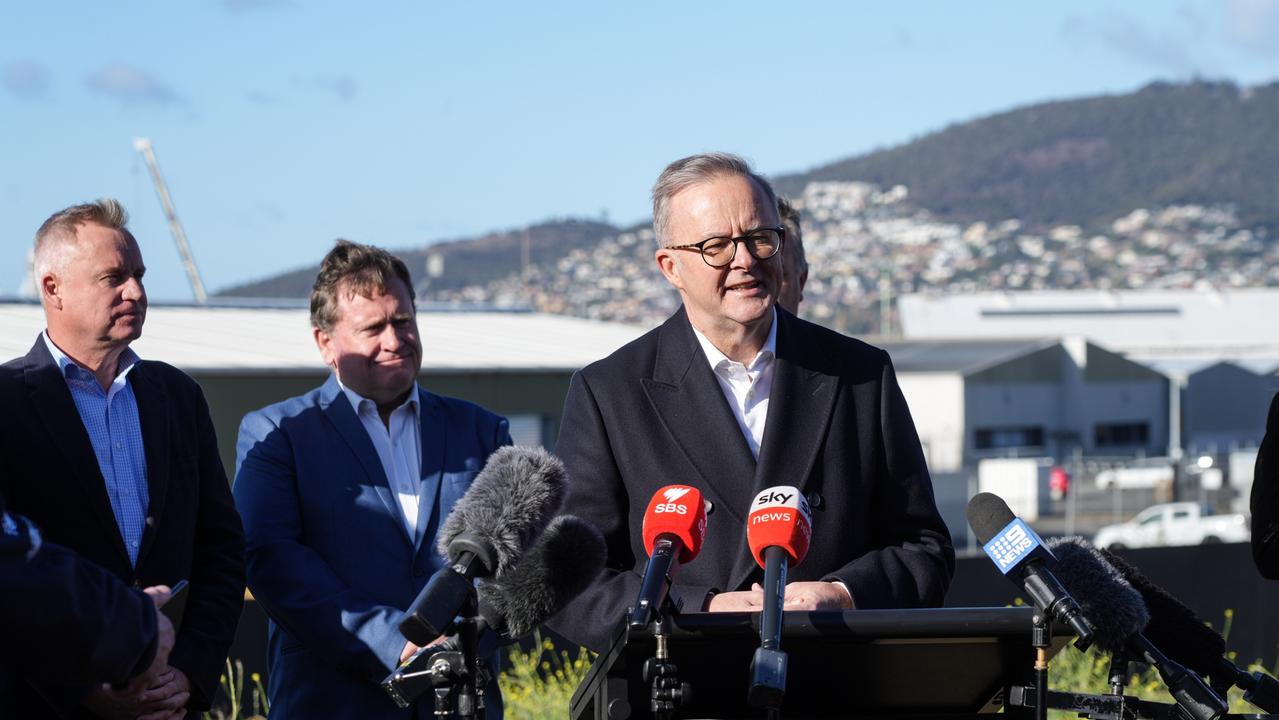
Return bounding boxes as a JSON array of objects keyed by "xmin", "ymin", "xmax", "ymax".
[
  {"xmin": 507, "ymin": 414, "xmax": 546, "ymax": 448},
  {"xmin": 1094, "ymin": 422, "xmax": 1149, "ymax": 448},
  {"xmin": 974, "ymin": 426, "xmax": 1045, "ymax": 450}
]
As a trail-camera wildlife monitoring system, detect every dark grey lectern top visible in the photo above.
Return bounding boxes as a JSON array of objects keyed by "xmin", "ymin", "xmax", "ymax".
[{"xmin": 570, "ymin": 607, "xmax": 1072, "ymax": 720}]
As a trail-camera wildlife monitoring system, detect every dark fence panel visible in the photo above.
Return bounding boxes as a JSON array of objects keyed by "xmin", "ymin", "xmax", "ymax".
[{"xmin": 946, "ymin": 542, "xmax": 1279, "ymax": 667}]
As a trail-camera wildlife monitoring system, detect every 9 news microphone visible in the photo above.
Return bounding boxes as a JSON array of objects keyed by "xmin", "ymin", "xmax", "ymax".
[
  {"xmin": 1046, "ymin": 537, "xmax": 1227, "ymax": 720},
  {"xmin": 745, "ymin": 485, "xmax": 811, "ymax": 710},
  {"xmin": 966, "ymin": 493, "xmax": 1095, "ymax": 649},
  {"xmin": 629, "ymin": 485, "xmax": 707, "ymax": 630},
  {"xmin": 399, "ymin": 447, "xmax": 566, "ymax": 646}
]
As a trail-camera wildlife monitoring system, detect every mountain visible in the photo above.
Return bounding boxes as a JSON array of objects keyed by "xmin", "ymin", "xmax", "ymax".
[
  {"xmin": 219, "ymin": 79, "xmax": 1279, "ymax": 327},
  {"xmin": 773, "ymin": 80, "xmax": 1279, "ymax": 231},
  {"xmin": 218, "ymin": 218, "xmax": 620, "ymax": 299}
]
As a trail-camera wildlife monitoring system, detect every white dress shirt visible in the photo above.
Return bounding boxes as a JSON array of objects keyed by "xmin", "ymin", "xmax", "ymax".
[
  {"xmin": 338, "ymin": 379, "xmax": 424, "ymax": 544},
  {"xmin": 690, "ymin": 310, "xmax": 778, "ymax": 459}
]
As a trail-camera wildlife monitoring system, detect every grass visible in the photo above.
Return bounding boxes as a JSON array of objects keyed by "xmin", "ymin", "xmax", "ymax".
[{"xmin": 202, "ymin": 658, "xmax": 268, "ymax": 720}]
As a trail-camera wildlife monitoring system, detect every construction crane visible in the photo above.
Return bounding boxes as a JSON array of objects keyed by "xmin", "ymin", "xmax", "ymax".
[{"xmin": 132, "ymin": 138, "xmax": 208, "ymax": 304}]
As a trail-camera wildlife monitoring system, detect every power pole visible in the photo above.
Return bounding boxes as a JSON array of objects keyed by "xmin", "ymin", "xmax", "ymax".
[{"xmin": 132, "ymin": 138, "xmax": 208, "ymax": 304}]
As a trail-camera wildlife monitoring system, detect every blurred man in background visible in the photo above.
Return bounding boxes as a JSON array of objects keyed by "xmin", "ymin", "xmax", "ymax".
[
  {"xmin": 777, "ymin": 196, "xmax": 809, "ymax": 315},
  {"xmin": 2, "ymin": 496, "xmax": 177, "ymax": 704}
]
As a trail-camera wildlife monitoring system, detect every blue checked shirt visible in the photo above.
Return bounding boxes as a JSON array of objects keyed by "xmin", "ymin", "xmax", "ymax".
[{"xmin": 42, "ymin": 332, "xmax": 149, "ymax": 566}]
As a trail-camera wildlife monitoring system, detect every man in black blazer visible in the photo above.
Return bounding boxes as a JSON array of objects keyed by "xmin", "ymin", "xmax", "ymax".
[
  {"xmin": 0, "ymin": 199, "xmax": 245, "ymax": 718},
  {"xmin": 1254, "ymin": 393, "xmax": 1279, "ymax": 579},
  {"xmin": 548, "ymin": 153, "xmax": 954, "ymax": 653}
]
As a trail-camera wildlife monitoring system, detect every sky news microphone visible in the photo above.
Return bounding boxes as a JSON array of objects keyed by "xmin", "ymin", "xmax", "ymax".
[
  {"xmin": 1045, "ymin": 537, "xmax": 1227, "ymax": 720},
  {"xmin": 966, "ymin": 493, "xmax": 1095, "ymax": 649},
  {"xmin": 745, "ymin": 485, "xmax": 811, "ymax": 710},
  {"xmin": 399, "ymin": 446, "xmax": 567, "ymax": 646},
  {"xmin": 629, "ymin": 485, "xmax": 707, "ymax": 630},
  {"xmin": 1095, "ymin": 546, "xmax": 1279, "ymax": 713}
]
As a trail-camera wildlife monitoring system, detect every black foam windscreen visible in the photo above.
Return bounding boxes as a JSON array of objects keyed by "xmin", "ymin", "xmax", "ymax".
[
  {"xmin": 477, "ymin": 515, "xmax": 605, "ymax": 639},
  {"xmin": 1045, "ymin": 537, "xmax": 1151, "ymax": 653},
  {"xmin": 436, "ymin": 446, "xmax": 567, "ymax": 576},
  {"xmin": 966, "ymin": 492, "xmax": 1017, "ymax": 545},
  {"xmin": 1097, "ymin": 547, "xmax": 1227, "ymax": 678}
]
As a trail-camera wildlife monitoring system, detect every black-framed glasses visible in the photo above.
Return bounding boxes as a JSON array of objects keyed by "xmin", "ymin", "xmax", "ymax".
[{"xmin": 665, "ymin": 226, "xmax": 786, "ymax": 267}]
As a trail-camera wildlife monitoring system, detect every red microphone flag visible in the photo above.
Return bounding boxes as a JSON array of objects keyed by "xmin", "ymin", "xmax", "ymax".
[
  {"xmin": 747, "ymin": 485, "xmax": 811, "ymax": 567},
  {"xmin": 641, "ymin": 485, "xmax": 707, "ymax": 563}
]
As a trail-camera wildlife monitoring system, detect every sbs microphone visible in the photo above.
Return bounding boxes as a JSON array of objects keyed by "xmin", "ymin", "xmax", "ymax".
[
  {"xmin": 399, "ymin": 447, "xmax": 567, "ymax": 645},
  {"xmin": 629, "ymin": 485, "xmax": 707, "ymax": 630},
  {"xmin": 1096, "ymin": 547, "xmax": 1279, "ymax": 713},
  {"xmin": 966, "ymin": 492, "xmax": 1095, "ymax": 648},
  {"xmin": 745, "ymin": 485, "xmax": 811, "ymax": 710},
  {"xmin": 1046, "ymin": 537, "xmax": 1227, "ymax": 720}
]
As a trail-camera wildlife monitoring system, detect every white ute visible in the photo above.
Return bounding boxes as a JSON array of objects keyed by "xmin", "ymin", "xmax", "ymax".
[{"xmin": 1092, "ymin": 502, "xmax": 1250, "ymax": 550}]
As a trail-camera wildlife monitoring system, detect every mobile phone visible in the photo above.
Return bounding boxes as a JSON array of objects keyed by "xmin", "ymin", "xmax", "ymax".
[{"xmin": 160, "ymin": 579, "xmax": 189, "ymax": 625}]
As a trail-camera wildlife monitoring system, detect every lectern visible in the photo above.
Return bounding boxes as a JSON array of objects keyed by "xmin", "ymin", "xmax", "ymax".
[{"xmin": 570, "ymin": 607, "xmax": 1070, "ymax": 720}]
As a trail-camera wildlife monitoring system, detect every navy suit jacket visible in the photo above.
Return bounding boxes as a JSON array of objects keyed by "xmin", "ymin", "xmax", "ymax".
[
  {"xmin": 233, "ymin": 376, "xmax": 510, "ymax": 719},
  {"xmin": 0, "ymin": 336, "xmax": 245, "ymax": 716},
  {"xmin": 547, "ymin": 308, "xmax": 955, "ymax": 653}
]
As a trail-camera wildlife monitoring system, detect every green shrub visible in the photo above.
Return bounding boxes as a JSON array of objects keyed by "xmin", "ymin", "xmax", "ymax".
[
  {"xmin": 1048, "ymin": 609, "xmax": 1275, "ymax": 719},
  {"xmin": 500, "ymin": 634, "xmax": 595, "ymax": 720}
]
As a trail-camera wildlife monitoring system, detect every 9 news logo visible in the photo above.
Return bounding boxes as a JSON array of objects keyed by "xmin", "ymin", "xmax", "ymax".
[{"xmin": 983, "ymin": 519, "xmax": 1037, "ymax": 572}]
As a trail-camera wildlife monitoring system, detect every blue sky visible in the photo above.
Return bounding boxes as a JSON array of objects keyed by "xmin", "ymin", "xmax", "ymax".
[{"xmin": 3, "ymin": 1, "xmax": 1278, "ymax": 300}]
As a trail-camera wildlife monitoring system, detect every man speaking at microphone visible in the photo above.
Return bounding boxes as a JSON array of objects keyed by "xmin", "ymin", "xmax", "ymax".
[{"xmin": 549, "ymin": 153, "xmax": 954, "ymax": 653}]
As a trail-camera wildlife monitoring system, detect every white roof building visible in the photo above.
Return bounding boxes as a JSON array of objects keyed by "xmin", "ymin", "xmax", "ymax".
[
  {"xmin": 0, "ymin": 301, "xmax": 649, "ymax": 374},
  {"xmin": 899, "ymin": 288, "xmax": 1279, "ymax": 375}
]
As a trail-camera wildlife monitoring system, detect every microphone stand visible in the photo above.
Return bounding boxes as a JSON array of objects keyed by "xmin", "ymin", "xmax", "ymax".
[
  {"xmin": 1031, "ymin": 609, "xmax": 1050, "ymax": 720},
  {"xmin": 748, "ymin": 546, "xmax": 789, "ymax": 717},
  {"xmin": 426, "ymin": 591, "xmax": 485, "ymax": 719},
  {"xmin": 637, "ymin": 612, "xmax": 692, "ymax": 720},
  {"xmin": 456, "ymin": 592, "xmax": 483, "ymax": 720}
]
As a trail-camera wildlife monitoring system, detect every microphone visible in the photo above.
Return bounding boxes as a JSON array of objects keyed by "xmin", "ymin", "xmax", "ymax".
[
  {"xmin": 1095, "ymin": 547, "xmax": 1279, "ymax": 713},
  {"xmin": 382, "ymin": 515, "xmax": 606, "ymax": 709},
  {"xmin": 478, "ymin": 514, "xmax": 606, "ymax": 640},
  {"xmin": 1046, "ymin": 538, "xmax": 1228, "ymax": 720},
  {"xmin": 745, "ymin": 485, "xmax": 811, "ymax": 710},
  {"xmin": 628, "ymin": 485, "xmax": 707, "ymax": 630},
  {"xmin": 966, "ymin": 493, "xmax": 1095, "ymax": 649},
  {"xmin": 399, "ymin": 446, "xmax": 567, "ymax": 646}
]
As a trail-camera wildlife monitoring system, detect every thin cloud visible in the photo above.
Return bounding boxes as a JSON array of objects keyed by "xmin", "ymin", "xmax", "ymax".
[
  {"xmin": 222, "ymin": 0, "xmax": 291, "ymax": 13},
  {"xmin": 1061, "ymin": 13, "xmax": 1211, "ymax": 77},
  {"xmin": 295, "ymin": 74, "xmax": 358, "ymax": 103},
  {"xmin": 84, "ymin": 63, "xmax": 181, "ymax": 105},
  {"xmin": 3, "ymin": 62, "xmax": 51, "ymax": 100},
  {"xmin": 1222, "ymin": 0, "xmax": 1279, "ymax": 57},
  {"xmin": 247, "ymin": 89, "xmax": 282, "ymax": 106}
]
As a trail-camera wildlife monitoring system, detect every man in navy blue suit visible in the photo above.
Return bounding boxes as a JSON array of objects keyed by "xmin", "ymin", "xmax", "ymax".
[{"xmin": 233, "ymin": 240, "xmax": 510, "ymax": 718}]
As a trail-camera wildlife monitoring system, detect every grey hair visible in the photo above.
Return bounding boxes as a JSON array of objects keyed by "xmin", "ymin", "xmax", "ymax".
[
  {"xmin": 33, "ymin": 198, "xmax": 133, "ymax": 283},
  {"xmin": 650, "ymin": 152, "xmax": 778, "ymax": 247},
  {"xmin": 777, "ymin": 196, "xmax": 808, "ymax": 273}
]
